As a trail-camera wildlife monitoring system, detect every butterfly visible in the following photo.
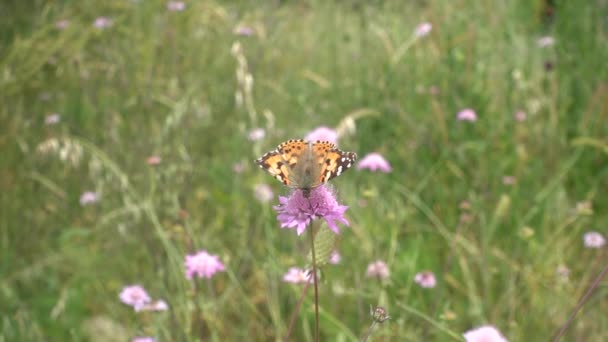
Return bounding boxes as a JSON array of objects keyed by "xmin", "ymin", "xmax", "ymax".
[{"xmin": 255, "ymin": 139, "xmax": 357, "ymax": 197}]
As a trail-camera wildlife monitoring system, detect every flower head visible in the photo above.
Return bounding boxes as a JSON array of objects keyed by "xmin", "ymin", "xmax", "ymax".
[
  {"xmin": 329, "ymin": 250, "xmax": 341, "ymax": 264},
  {"xmin": 414, "ymin": 22, "xmax": 432, "ymax": 38},
  {"xmin": 305, "ymin": 126, "xmax": 338, "ymax": 145},
  {"xmin": 414, "ymin": 271, "xmax": 437, "ymax": 288},
  {"xmin": 93, "ymin": 17, "xmax": 112, "ymax": 29},
  {"xmin": 502, "ymin": 176, "xmax": 516, "ymax": 185},
  {"xmin": 233, "ymin": 161, "xmax": 245, "ymax": 174},
  {"xmin": 55, "ymin": 20, "xmax": 69, "ymax": 30},
  {"xmin": 140, "ymin": 299, "xmax": 169, "ymax": 312},
  {"xmin": 185, "ymin": 250, "xmax": 226, "ymax": 279},
  {"xmin": 254, "ymin": 183, "xmax": 274, "ymax": 203},
  {"xmin": 514, "ymin": 111, "xmax": 527, "ymax": 122},
  {"xmin": 463, "ymin": 325, "xmax": 507, "ymax": 342},
  {"xmin": 537, "ymin": 36, "xmax": 555, "ymax": 48},
  {"xmin": 234, "ymin": 26, "xmax": 255, "ymax": 36},
  {"xmin": 132, "ymin": 337, "xmax": 156, "ymax": 342},
  {"xmin": 357, "ymin": 153, "xmax": 391, "ymax": 173},
  {"xmin": 282, "ymin": 267, "xmax": 312, "ymax": 284},
  {"xmin": 247, "ymin": 128, "xmax": 265, "ymax": 141},
  {"xmin": 370, "ymin": 306, "xmax": 390, "ymax": 323},
  {"xmin": 366, "ymin": 260, "xmax": 390, "ymax": 280},
  {"xmin": 119, "ymin": 285, "xmax": 151, "ymax": 311},
  {"xmin": 167, "ymin": 1, "xmax": 186, "ymax": 11},
  {"xmin": 45, "ymin": 113, "xmax": 61, "ymax": 125},
  {"xmin": 457, "ymin": 108, "xmax": 477, "ymax": 122},
  {"xmin": 273, "ymin": 186, "xmax": 349, "ymax": 235},
  {"xmin": 146, "ymin": 155, "xmax": 162, "ymax": 165},
  {"xmin": 583, "ymin": 231, "xmax": 606, "ymax": 248},
  {"xmin": 80, "ymin": 191, "xmax": 99, "ymax": 206}
]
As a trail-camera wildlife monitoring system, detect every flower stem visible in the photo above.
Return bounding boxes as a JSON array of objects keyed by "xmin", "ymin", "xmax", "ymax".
[
  {"xmin": 309, "ymin": 223, "xmax": 320, "ymax": 342},
  {"xmin": 284, "ymin": 281, "xmax": 310, "ymax": 341},
  {"xmin": 361, "ymin": 321, "xmax": 377, "ymax": 342}
]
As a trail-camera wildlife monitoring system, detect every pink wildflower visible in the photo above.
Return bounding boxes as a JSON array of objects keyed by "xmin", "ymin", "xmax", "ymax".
[
  {"xmin": 283, "ymin": 267, "xmax": 312, "ymax": 284},
  {"xmin": 93, "ymin": 17, "xmax": 112, "ymax": 29},
  {"xmin": 254, "ymin": 183, "xmax": 274, "ymax": 203},
  {"xmin": 583, "ymin": 231, "xmax": 606, "ymax": 248},
  {"xmin": 414, "ymin": 271, "xmax": 437, "ymax": 288},
  {"xmin": 366, "ymin": 260, "xmax": 390, "ymax": 280},
  {"xmin": 463, "ymin": 325, "xmax": 507, "ymax": 342},
  {"xmin": 514, "ymin": 111, "xmax": 527, "ymax": 122},
  {"xmin": 146, "ymin": 155, "xmax": 161, "ymax": 165},
  {"xmin": 167, "ymin": 1, "xmax": 186, "ymax": 11},
  {"xmin": 132, "ymin": 337, "xmax": 156, "ymax": 342},
  {"xmin": 234, "ymin": 26, "xmax": 255, "ymax": 36},
  {"xmin": 356, "ymin": 153, "xmax": 391, "ymax": 172},
  {"xmin": 537, "ymin": 36, "xmax": 555, "ymax": 48},
  {"xmin": 119, "ymin": 285, "xmax": 151, "ymax": 311},
  {"xmin": 45, "ymin": 113, "xmax": 61, "ymax": 125},
  {"xmin": 55, "ymin": 20, "xmax": 69, "ymax": 30},
  {"xmin": 79, "ymin": 191, "xmax": 99, "ymax": 206},
  {"xmin": 185, "ymin": 250, "xmax": 226, "ymax": 279},
  {"xmin": 329, "ymin": 250, "xmax": 341, "ymax": 264},
  {"xmin": 414, "ymin": 22, "xmax": 432, "ymax": 38},
  {"xmin": 305, "ymin": 126, "xmax": 338, "ymax": 145},
  {"xmin": 457, "ymin": 108, "xmax": 477, "ymax": 122},
  {"xmin": 273, "ymin": 186, "xmax": 349, "ymax": 236},
  {"xmin": 247, "ymin": 128, "xmax": 265, "ymax": 141}
]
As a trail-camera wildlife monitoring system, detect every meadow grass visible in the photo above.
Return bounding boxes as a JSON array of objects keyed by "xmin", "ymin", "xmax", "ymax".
[{"xmin": 1, "ymin": 0, "xmax": 608, "ymax": 340}]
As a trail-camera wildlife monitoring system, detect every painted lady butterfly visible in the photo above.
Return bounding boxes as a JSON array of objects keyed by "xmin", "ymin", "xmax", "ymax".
[{"xmin": 255, "ymin": 139, "xmax": 357, "ymax": 197}]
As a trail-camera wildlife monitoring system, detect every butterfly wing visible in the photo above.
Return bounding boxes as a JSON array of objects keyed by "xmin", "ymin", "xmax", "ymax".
[
  {"xmin": 255, "ymin": 150, "xmax": 293, "ymax": 186},
  {"xmin": 312, "ymin": 141, "xmax": 357, "ymax": 184}
]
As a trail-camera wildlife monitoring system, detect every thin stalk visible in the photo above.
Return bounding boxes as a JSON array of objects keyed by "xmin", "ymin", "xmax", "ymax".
[
  {"xmin": 284, "ymin": 281, "xmax": 311, "ymax": 341},
  {"xmin": 309, "ymin": 225, "xmax": 320, "ymax": 342},
  {"xmin": 552, "ymin": 260, "xmax": 608, "ymax": 341},
  {"xmin": 360, "ymin": 321, "xmax": 377, "ymax": 342}
]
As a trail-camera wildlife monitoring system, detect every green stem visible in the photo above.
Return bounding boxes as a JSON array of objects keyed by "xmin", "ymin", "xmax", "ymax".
[{"xmin": 309, "ymin": 224, "xmax": 320, "ymax": 342}]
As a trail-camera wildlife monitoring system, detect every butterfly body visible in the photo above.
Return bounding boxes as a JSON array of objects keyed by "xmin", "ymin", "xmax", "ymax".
[{"xmin": 255, "ymin": 139, "xmax": 357, "ymax": 197}]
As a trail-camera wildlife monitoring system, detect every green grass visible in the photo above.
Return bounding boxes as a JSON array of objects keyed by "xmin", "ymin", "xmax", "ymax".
[{"xmin": 2, "ymin": 0, "xmax": 608, "ymax": 340}]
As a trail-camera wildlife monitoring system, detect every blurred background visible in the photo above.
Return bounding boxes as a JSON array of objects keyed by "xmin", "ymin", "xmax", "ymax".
[{"xmin": 2, "ymin": 0, "xmax": 608, "ymax": 340}]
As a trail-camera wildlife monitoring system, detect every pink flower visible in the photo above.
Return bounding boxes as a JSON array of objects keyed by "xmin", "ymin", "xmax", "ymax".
[
  {"xmin": 414, "ymin": 22, "xmax": 432, "ymax": 38},
  {"xmin": 93, "ymin": 17, "xmax": 112, "ymax": 29},
  {"xmin": 457, "ymin": 108, "xmax": 477, "ymax": 122},
  {"xmin": 146, "ymin": 155, "xmax": 162, "ymax": 165},
  {"xmin": 234, "ymin": 26, "xmax": 255, "ymax": 36},
  {"xmin": 254, "ymin": 183, "xmax": 274, "ymax": 203},
  {"xmin": 356, "ymin": 153, "xmax": 391, "ymax": 173},
  {"xmin": 45, "ymin": 113, "xmax": 61, "ymax": 125},
  {"xmin": 463, "ymin": 325, "xmax": 507, "ymax": 342},
  {"xmin": 583, "ymin": 231, "xmax": 606, "ymax": 248},
  {"xmin": 140, "ymin": 299, "xmax": 169, "ymax": 312},
  {"xmin": 502, "ymin": 176, "xmax": 516, "ymax": 185},
  {"xmin": 185, "ymin": 250, "xmax": 226, "ymax": 279},
  {"xmin": 132, "ymin": 337, "xmax": 156, "ymax": 342},
  {"xmin": 514, "ymin": 111, "xmax": 527, "ymax": 122},
  {"xmin": 119, "ymin": 285, "xmax": 151, "ymax": 311},
  {"xmin": 305, "ymin": 126, "xmax": 338, "ymax": 145},
  {"xmin": 459, "ymin": 200, "xmax": 471, "ymax": 210},
  {"xmin": 537, "ymin": 36, "xmax": 555, "ymax": 48},
  {"xmin": 79, "ymin": 191, "xmax": 99, "ymax": 206},
  {"xmin": 366, "ymin": 260, "xmax": 390, "ymax": 280},
  {"xmin": 247, "ymin": 128, "xmax": 265, "ymax": 141},
  {"xmin": 274, "ymin": 186, "xmax": 349, "ymax": 236},
  {"xmin": 329, "ymin": 250, "xmax": 341, "ymax": 264},
  {"xmin": 167, "ymin": 1, "xmax": 186, "ymax": 11},
  {"xmin": 414, "ymin": 271, "xmax": 437, "ymax": 288},
  {"xmin": 55, "ymin": 20, "xmax": 70, "ymax": 30},
  {"xmin": 283, "ymin": 267, "xmax": 312, "ymax": 284},
  {"xmin": 233, "ymin": 161, "xmax": 245, "ymax": 174}
]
